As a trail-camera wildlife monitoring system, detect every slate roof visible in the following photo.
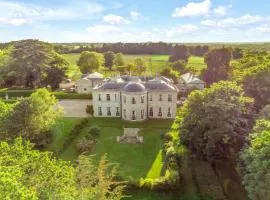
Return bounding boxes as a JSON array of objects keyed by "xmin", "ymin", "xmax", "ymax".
[
  {"xmin": 94, "ymin": 76, "xmax": 177, "ymax": 92},
  {"xmin": 180, "ymin": 73, "xmax": 204, "ymax": 84}
]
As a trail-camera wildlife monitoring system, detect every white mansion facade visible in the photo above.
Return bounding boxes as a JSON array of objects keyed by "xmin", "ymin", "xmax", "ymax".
[{"xmin": 92, "ymin": 76, "xmax": 178, "ymax": 121}]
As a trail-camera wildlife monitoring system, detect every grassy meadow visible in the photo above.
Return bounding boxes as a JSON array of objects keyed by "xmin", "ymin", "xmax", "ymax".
[{"xmin": 63, "ymin": 53, "xmax": 206, "ymax": 79}]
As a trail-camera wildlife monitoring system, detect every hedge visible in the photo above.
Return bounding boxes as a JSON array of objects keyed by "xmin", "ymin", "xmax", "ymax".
[{"xmin": 0, "ymin": 90, "xmax": 92, "ymax": 100}]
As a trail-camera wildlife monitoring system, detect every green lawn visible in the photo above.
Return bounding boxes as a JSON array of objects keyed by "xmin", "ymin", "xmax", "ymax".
[
  {"xmin": 186, "ymin": 56, "xmax": 207, "ymax": 75},
  {"xmin": 49, "ymin": 118, "xmax": 173, "ymax": 179}
]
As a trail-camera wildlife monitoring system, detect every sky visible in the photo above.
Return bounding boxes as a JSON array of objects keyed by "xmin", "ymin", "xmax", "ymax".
[{"xmin": 1, "ymin": 0, "xmax": 270, "ymax": 43}]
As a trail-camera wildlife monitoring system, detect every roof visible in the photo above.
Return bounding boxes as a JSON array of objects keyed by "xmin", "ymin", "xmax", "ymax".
[
  {"xmin": 180, "ymin": 73, "xmax": 204, "ymax": 84},
  {"xmin": 94, "ymin": 76, "xmax": 177, "ymax": 92},
  {"xmin": 123, "ymin": 82, "xmax": 146, "ymax": 92},
  {"xmin": 83, "ymin": 72, "xmax": 104, "ymax": 79}
]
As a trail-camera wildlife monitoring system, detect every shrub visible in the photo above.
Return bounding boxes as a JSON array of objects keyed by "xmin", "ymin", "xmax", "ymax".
[
  {"xmin": 86, "ymin": 126, "xmax": 100, "ymax": 140},
  {"xmin": 76, "ymin": 138, "xmax": 96, "ymax": 154},
  {"xmin": 86, "ymin": 105, "xmax": 94, "ymax": 115}
]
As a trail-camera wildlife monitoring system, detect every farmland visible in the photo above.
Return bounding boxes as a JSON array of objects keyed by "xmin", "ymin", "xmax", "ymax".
[{"xmin": 63, "ymin": 53, "xmax": 206, "ymax": 79}]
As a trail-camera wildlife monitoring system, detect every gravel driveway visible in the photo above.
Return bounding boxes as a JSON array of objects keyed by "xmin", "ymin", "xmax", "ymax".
[{"xmin": 58, "ymin": 99, "xmax": 92, "ymax": 117}]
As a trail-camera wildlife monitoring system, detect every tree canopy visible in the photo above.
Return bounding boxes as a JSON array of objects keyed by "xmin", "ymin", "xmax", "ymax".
[
  {"xmin": 179, "ymin": 81, "xmax": 254, "ymax": 162},
  {"xmin": 203, "ymin": 48, "xmax": 232, "ymax": 86},
  {"xmin": 0, "ymin": 138, "xmax": 124, "ymax": 200},
  {"xmin": 114, "ymin": 53, "xmax": 125, "ymax": 66},
  {"xmin": 77, "ymin": 51, "xmax": 104, "ymax": 74},
  {"xmin": 0, "ymin": 40, "xmax": 68, "ymax": 89},
  {"xmin": 231, "ymin": 52, "xmax": 270, "ymax": 109},
  {"xmin": 104, "ymin": 51, "xmax": 115, "ymax": 70},
  {"xmin": 240, "ymin": 119, "xmax": 270, "ymax": 200}
]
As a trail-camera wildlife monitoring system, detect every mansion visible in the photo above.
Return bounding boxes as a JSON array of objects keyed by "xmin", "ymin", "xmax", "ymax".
[{"xmin": 92, "ymin": 76, "xmax": 178, "ymax": 121}]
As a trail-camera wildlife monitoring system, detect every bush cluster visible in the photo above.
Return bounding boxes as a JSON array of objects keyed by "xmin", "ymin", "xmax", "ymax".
[
  {"xmin": 58, "ymin": 118, "xmax": 90, "ymax": 155},
  {"xmin": 0, "ymin": 90, "xmax": 92, "ymax": 100}
]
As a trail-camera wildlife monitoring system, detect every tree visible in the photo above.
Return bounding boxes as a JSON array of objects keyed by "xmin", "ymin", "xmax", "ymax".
[
  {"xmin": 0, "ymin": 40, "xmax": 68, "ymax": 89},
  {"xmin": 77, "ymin": 51, "xmax": 104, "ymax": 74},
  {"xmin": 104, "ymin": 51, "xmax": 115, "ymax": 70},
  {"xmin": 180, "ymin": 81, "xmax": 254, "ymax": 162},
  {"xmin": 170, "ymin": 60, "xmax": 187, "ymax": 73},
  {"xmin": 240, "ymin": 119, "xmax": 270, "ymax": 200},
  {"xmin": 0, "ymin": 137, "xmax": 77, "ymax": 199},
  {"xmin": 133, "ymin": 58, "xmax": 147, "ymax": 75},
  {"xmin": 43, "ymin": 54, "xmax": 69, "ymax": 90},
  {"xmin": 160, "ymin": 67, "xmax": 179, "ymax": 83},
  {"xmin": 169, "ymin": 45, "xmax": 190, "ymax": 62},
  {"xmin": 114, "ymin": 53, "xmax": 125, "ymax": 66},
  {"xmin": 76, "ymin": 155, "xmax": 125, "ymax": 200},
  {"xmin": 0, "ymin": 89, "xmax": 61, "ymax": 145},
  {"xmin": 231, "ymin": 52, "xmax": 270, "ymax": 109},
  {"xmin": 203, "ymin": 48, "xmax": 232, "ymax": 85}
]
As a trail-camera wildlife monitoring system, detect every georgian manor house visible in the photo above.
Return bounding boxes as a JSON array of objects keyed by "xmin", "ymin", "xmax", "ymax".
[{"xmin": 92, "ymin": 76, "xmax": 178, "ymax": 121}]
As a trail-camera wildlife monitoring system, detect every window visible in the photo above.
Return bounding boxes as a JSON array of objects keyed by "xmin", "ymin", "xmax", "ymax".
[
  {"xmin": 98, "ymin": 107, "xmax": 102, "ymax": 116},
  {"xmin": 149, "ymin": 107, "xmax": 153, "ymax": 117},
  {"xmin": 98, "ymin": 94, "xmax": 101, "ymax": 101},
  {"xmin": 159, "ymin": 94, "xmax": 162, "ymax": 101},
  {"xmin": 132, "ymin": 111, "xmax": 136, "ymax": 120},
  {"xmin": 141, "ymin": 96, "xmax": 144, "ymax": 103},
  {"xmin": 84, "ymin": 88, "xmax": 87, "ymax": 91},
  {"xmin": 107, "ymin": 107, "xmax": 111, "ymax": 116},
  {"xmin": 158, "ymin": 107, "xmax": 162, "ymax": 117},
  {"xmin": 149, "ymin": 94, "xmax": 152, "ymax": 101},
  {"xmin": 141, "ymin": 109, "xmax": 144, "ymax": 119},
  {"xmin": 115, "ymin": 94, "xmax": 117, "ymax": 101},
  {"xmin": 123, "ymin": 96, "xmax": 126, "ymax": 104},
  {"xmin": 124, "ymin": 109, "xmax": 126, "ymax": 119},
  {"xmin": 116, "ymin": 107, "xmax": 120, "ymax": 116},
  {"xmin": 167, "ymin": 107, "xmax": 171, "ymax": 117},
  {"xmin": 168, "ymin": 94, "xmax": 172, "ymax": 102},
  {"xmin": 132, "ymin": 97, "xmax": 136, "ymax": 104},
  {"xmin": 106, "ymin": 94, "xmax": 110, "ymax": 101}
]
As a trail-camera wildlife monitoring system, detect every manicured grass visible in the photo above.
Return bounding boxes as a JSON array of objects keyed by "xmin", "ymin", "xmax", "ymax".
[
  {"xmin": 62, "ymin": 53, "xmax": 82, "ymax": 80},
  {"xmin": 51, "ymin": 118, "xmax": 173, "ymax": 179}
]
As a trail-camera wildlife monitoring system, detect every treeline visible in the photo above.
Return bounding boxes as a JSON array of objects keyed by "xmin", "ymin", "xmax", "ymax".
[{"xmin": 54, "ymin": 42, "xmax": 210, "ymax": 56}]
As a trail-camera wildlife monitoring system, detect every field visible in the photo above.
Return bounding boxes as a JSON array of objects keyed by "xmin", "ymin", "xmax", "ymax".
[
  {"xmin": 63, "ymin": 53, "xmax": 206, "ymax": 79},
  {"xmin": 48, "ymin": 118, "xmax": 173, "ymax": 179}
]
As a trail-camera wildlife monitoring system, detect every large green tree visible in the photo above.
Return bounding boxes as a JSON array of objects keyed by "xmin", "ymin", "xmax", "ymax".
[
  {"xmin": 240, "ymin": 119, "xmax": 270, "ymax": 200},
  {"xmin": 104, "ymin": 51, "xmax": 115, "ymax": 70},
  {"xmin": 0, "ymin": 40, "xmax": 68, "ymax": 89},
  {"xmin": 133, "ymin": 58, "xmax": 147, "ymax": 75},
  {"xmin": 203, "ymin": 48, "xmax": 232, "ymax": 86},
  {"xmin": 160, "ymin": 67, "xmax": 179, "ymax": 83},
  {"xmin": 0, "ymin": 89, "xmax": 61, "ymax": 145},
  {"xmin": 180, "ymin": 81, "xmax": 254, "ymax": 162},
  {"xmin": 0, "ymin": 138, "xmax": 125, "ymax": 200},
  {"xmin": 77, "ymin": 51, "xmax": 104, "ymax": 74},
  {"xmin": 232, "ymin": 52, "xmax": 270, "ymax": 109},
  {"xmin": 114, "ymin": 53, "xmax": 125, "ymax": 66}
]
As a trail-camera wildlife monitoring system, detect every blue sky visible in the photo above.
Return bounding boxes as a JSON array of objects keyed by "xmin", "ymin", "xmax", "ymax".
[{"xmin": 1, "ymin": 0, "xmax": 270, "ymax": 42}]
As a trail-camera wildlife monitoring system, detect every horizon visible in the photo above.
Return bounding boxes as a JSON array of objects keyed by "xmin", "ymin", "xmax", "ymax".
[{"xmin": 1, "ymin": 0, "xmax": 270, "ymax": 43}]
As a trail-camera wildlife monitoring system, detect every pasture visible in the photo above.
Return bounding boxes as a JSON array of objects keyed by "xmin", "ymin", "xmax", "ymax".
[{"xmin": 62, "ymin": 53, "xmax": 206, "ymax": 79}]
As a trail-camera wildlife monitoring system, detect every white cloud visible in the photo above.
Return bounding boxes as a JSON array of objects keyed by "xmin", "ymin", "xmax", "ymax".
[
  {"xmin": 86, "ymin": 25, "xmax": 120, "ymax": 34},
  {"xmin": 0, "ymin": 1, "xmax": 104, "ymax": 26},
  {"xmin": 166, "ymin": 25, "xmax": 198, "ymax": 37},
  {"xmin": 103, "ymin": 14, "xmax": 130, "ymax": 25},
  {"xmin": 256, "ymin": 24, "xmax": 270, "ymax": 33},
  {"xmin": 130, "ymin": 11, "xmax": 141, "ymax": 20},
  {"xmin": 213, "ymin": 5, "xmax": 232, "ymax": 16},
  {"xmin": 172, "ymin": 0, "xmax": 211, "ymax": 17},
  {"xmin": 201, "ymin": 14, "xmax": 264, "ymax": 27}
]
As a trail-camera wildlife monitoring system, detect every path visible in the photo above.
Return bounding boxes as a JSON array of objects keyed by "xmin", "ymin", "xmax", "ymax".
[{"xmin": 58, "ymin": 99, "xmax": 92, "ymax": 117}]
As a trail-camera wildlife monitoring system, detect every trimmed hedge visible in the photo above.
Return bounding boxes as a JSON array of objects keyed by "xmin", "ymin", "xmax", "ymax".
[{"xmin": 0, "ymin": 90, "xmax": 92, "ymax": 100}]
